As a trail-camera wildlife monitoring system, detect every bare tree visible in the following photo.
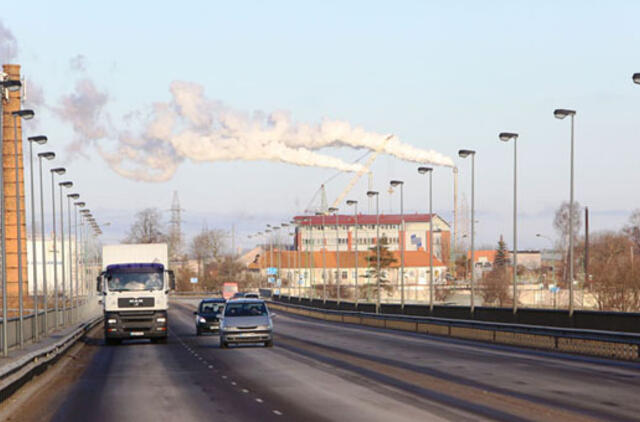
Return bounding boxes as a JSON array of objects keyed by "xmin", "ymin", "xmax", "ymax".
[
  {"xmin": 623, "ymin": 209, "xmax": 640, "ymax": 254},
  {"xmin": 190, "ymin": 227, "xmax": 226, "ymax": 284},
  {"xmin": 124, "ymin": 208, "xmax": 166, "ymax": 244},
  {"xmin": 589, "ymin": 232, "xmax": 639, "ymax": 311},
  {"xmin": 553, "ymin": 201, "xmax": 582, "ymax": 249}
]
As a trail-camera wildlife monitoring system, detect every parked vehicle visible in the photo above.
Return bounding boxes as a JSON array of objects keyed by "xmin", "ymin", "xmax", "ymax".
[
  {"xmin": 219, "ymin": 299, "xmax": 274, "ymax": 348},
  {"xmin": 230, "ymin": 292, "xmax": 245, "ymax": 300},
  {"xmin": 244, "ymin": 293, "xmax": 259, "ymax": 299},
  {"xmin": 194, "ymin": 298, "xmax": 226, "ymax": 335},
  {"xmin": 98, "ymin": 243, "xmax": 175, "ymax": 345}
]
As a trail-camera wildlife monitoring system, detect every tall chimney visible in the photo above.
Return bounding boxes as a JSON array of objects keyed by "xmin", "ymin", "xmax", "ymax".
[{"xmin": 2, "ymin": 64, "xmax": 28, "ymax": 303}]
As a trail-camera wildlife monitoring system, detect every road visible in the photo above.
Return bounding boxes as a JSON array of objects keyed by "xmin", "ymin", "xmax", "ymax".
[{"xmin": 2, "ymin": 298, "xmax": 639, "ymax": 421}]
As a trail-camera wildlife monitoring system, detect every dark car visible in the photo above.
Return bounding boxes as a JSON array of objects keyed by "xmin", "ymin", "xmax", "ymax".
[
  {"xmin": 194, "ymin": 298, "xmax": 226, "ymax": 335},
  {"xmin": 230, "ymin": 292, "xmax": 245, "ymax": 300}
]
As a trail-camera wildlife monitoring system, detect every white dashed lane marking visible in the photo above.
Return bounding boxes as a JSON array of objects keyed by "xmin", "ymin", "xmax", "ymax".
[{"xmin": 273, "ymin": 410, "xmax": 283, "ymax": 416}]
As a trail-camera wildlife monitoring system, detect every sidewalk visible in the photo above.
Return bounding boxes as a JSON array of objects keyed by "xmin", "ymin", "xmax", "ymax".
[{"xmin": 0, "ymin": 317, "xmax": 100, "ymax": 377}]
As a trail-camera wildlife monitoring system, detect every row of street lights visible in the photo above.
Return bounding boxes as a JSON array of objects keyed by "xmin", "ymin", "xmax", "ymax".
[
  {"xmin": 0, "ymin": 73, "xmax": 104, "ymax": 355},
  {"xmin": 458, "ymin": 109, "xmax": 576, "ymax": 315}
]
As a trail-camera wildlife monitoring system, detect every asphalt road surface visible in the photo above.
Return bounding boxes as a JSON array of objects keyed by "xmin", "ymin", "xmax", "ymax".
[{"xmin": 2, "ymin": 298, "xmax": 639, "ymax": 422}]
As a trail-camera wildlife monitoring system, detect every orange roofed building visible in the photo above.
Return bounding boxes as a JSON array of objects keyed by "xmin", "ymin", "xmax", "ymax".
[{"xmin": 247, "ymin": 249, "xmax": 447, "ymax": 287}]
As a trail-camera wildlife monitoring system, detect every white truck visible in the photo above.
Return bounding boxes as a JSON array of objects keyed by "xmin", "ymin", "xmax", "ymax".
[{"xmin": 97, "ymin": 243, "xmax": 175, "ymax": 345}]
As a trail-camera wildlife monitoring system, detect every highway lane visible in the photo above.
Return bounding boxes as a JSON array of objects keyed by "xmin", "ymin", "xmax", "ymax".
[{"xmin": 3, "ymin": 298, "xmax": 639, "ymax": 421}]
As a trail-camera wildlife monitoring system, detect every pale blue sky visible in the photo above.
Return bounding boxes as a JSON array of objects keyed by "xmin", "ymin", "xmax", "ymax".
[{"xmin": 2, "ymin": 1, "xmax": 639, "ymax": 249}]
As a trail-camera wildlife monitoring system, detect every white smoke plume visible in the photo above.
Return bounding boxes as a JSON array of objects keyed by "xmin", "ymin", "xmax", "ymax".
[
  {"xmin": 56, "ymin": 79, "xmax": 454, "ymax": 181},
  {"xmin": 53, "ymin": 78, "xmax": 110, "ymax": 156},
  {"xmin": 0, "ymin": 21, "xmax": 17, "ymax": 63}
]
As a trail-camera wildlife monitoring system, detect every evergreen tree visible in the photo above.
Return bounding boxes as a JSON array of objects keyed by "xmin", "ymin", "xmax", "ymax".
[{"xmin": 365, "ymin": 236, "xmax": 397, "ymax": 297}]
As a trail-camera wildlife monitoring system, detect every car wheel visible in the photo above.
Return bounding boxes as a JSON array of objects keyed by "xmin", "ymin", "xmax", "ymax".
[{"xmin": 265, "ymin": 340, "xmax": 274, "ymax": 348}]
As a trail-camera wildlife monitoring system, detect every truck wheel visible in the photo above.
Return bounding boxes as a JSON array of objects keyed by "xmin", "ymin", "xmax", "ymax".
[
  {"xmin": 220, "ymin": 341, "xmax": 228, "ymax": 349},
  {"xmin": 265, "ymin": 340, "xmax": 274, "ymax": 348}
]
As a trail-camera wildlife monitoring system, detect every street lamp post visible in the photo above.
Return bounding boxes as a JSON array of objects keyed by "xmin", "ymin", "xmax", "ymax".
[
  {"xmin": 346, "ymin": 200, "xmax": 358, "ymax": 305},
  {"xmin": 458, "ymin": 150, "xmax": 476, "ymax": 313},
  {"xmin": 27, "ymin": 136, "xmax": 46, "ymax": 341},
  {"xmin": 37, "ymin": 152, "xmax": 54, "ymax": 334},
  {"xmin": 264, "ymin": 229, "xmax": 272, "ymax": 288},
  {"xmin": 390, "ymin": 181, "xmax": 405, "ymax": 309},
  {"xmin": 328, "ymin": 207, "xmax": 340, "ymax": 305},
  {"xmin": 274, "ymin": 226, "xmax": 281, "ymax": 288},
  {"xmin": 499, "ymin": 132, "xmax": 520, "ymax": 314},
  {"xmin": 80, "ymin": 209, "xmax": 90, "ymax": 303},
  {"xmin": 74, "ymin": 202, "xmax": 85, "ymax": 320},
  {"xmin": 0, "ymin": 75, "xmax": 22, "ymax": 357},
  {"xmin": 366, "ymin": 191, "xmax": 380, "ymax": 313},
  {"xmin": 315, "ymin": 212, "xmax": 327, "ymax": 303},
  {"xmin": 67, "ymin": 193, "xmax": 80, "ymax": 322},
  {"xmin": 12, "ymin": 109, "xmax": 35, "ymax": 349},
  {"xmin": 58, "ymin": 181, "xmax": 73, "ymax": 326},
  {"xmin": 418, "ymin": 167, "xmax": 435, "ymax": 311},
  {"xmin": 50, "ymin": 168, "xmax": 65, "ymax": 327},
  {"xmin": 554, "ymin": 108, "xmax": 577, "ymax": 316}
]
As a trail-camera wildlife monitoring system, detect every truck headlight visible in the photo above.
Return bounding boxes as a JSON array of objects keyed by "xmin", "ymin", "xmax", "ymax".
[
  {"xmin": 198, "ymin": 317, "xmax": 206, "ymax": 324},
  {"xmin": 107, "ymin": 318, "xmax": 117, "ymax": 324},
  {"xmin": 156, "ymin": 317, "xmax": 166, "ymax": 323}
]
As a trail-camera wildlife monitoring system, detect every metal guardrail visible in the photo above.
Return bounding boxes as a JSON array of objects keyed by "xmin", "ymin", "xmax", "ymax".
[
  {"xmin": 0, "ymin": 312, "xmax": 103, "ymax": 402},
  {"xmin": 268, "ymin": 300, "xmax": 640, "ymax": 361},
  {"xmin": 273, "ymin": 294, "xmax": 640, "ymax": 334}
]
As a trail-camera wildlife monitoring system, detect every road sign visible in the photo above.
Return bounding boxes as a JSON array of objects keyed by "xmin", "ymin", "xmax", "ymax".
[
  {"xmin": 190, "ymin": 277, "xmax": 198, "ymax": 284},
  {"xmin": 267, "ymin": 267, "xmax": 278, "ymax": 275}
]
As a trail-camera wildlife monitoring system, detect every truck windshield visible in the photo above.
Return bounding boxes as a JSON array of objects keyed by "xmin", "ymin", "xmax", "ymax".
[{"xmin": 107, "ymin": 271, "xmax": 163, "ymax": 291}]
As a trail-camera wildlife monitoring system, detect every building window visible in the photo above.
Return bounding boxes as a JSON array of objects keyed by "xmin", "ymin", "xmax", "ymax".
[{"xmin": 341, "ymin": 271, "xmax": 348, "ymax": 280}]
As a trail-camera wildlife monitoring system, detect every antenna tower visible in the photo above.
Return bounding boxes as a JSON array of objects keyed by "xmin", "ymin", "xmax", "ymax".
[{"xmin": 169, "ymin": 190, "xmax": 183, "ymax": 260}]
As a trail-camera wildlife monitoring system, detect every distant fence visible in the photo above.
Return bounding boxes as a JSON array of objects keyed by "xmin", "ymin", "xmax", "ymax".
[{"xmin": 271, "ymin": 294, "xmax": 640, "ymax": 334}]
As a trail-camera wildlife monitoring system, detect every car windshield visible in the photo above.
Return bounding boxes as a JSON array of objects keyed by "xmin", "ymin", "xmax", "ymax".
[
  {"xmin": 107, "ymin": 271, "xmax": 163, "ymax": 291},
  {"xmin": 200, "ymin": 303, "xmax": 224, "ymax": 314},
  {"xmin": 224, "ymin": 302, "xmax": 268, "ymax": 317}
]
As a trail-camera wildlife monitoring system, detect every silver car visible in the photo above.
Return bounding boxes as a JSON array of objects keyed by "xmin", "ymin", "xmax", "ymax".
[{"xmin": 219, "ymin": 299, "xmax": 274, "ymax": 348}]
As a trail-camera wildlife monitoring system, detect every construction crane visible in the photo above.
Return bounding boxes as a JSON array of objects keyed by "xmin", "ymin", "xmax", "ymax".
[{"xmin": 303, "ymin": 134, "xmax": 393, "ymax": 215}]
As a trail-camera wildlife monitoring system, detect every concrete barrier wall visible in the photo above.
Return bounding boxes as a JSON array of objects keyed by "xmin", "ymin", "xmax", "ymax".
[{"xmin": 268, "ymin": 302, "xmax": 640, "ymax": 362}]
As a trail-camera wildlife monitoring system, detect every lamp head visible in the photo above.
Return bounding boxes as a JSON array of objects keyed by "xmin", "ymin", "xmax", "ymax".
[
  {"xmin": 27, "ymin": 135, "xmax": 47, "ymax": 144},
  {"xmin": 389, "ymin": 180, "xmax": 403, "ymax": 187},
  {"xmin": 67, "ymin": 193, "xmax": 80, "ymax": 200},
  {"xmin": 75, "ymin": 201, "xmax": 86, "ymax": 207},
  {"xmin": 12, "ymin": 109, "xmax": 34, "ymax": 120},
  {"xmin": 366, "ymin": 190, "xmax": 379, "ymax": 197},
  {"xmin": 0, "ymin": 79, "xmax": 21, "ymax": 91},
  {"xmin": 417, "ymin": 166, "xmax": 432, "ymax": 174},
  {"xmin": 634, "ymin": 73, "xmax": 640, "ymax": 85},
  {"xmin": 59, "ymin": 181, "xmax": 73, "ymax": 188},
  {"xmin": 51, "ymin": 167, "xmax": 66, "ymax": 175},
  {"xmin": 499, "ymin": 132, "xmax": 518, "ymax": 142},
  {"xmin": 346, "ymin": 200, "xmax": 357, "ymax": 206},
  {"xmin": 458, "ymin": 149, "xmax": 475, "ymax": 158},
  {"xmin": 38, "ymin": 151, "xmax": 55, "ymax": 160},
  {"xmin": 553, "ymin": 109, "xmax": 576, "ymax": 119},
  {"xmin": 328, "ymin": 207, "xmax": 338, "ymax": 213}
]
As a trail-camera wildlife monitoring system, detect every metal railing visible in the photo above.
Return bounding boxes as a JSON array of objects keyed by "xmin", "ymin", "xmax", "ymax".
[{"xmin": 0, "ymin": 298, "xmax": 101, "ymax": 353}]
